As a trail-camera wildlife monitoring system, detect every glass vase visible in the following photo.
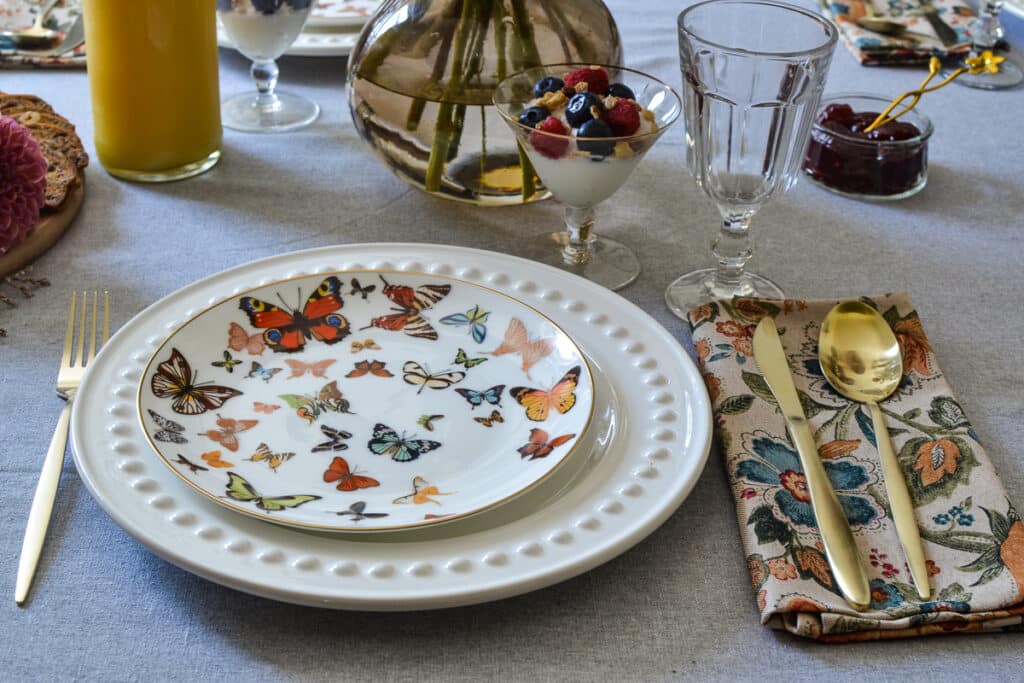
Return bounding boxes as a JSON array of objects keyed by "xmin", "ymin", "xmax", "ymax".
[{"xmin": 347, "ymin": 0, "xmax": 622, "ymax": 206}]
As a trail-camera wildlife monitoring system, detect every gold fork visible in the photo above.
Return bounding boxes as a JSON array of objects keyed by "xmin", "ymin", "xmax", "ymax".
[{"xmin": 15, "ymin": 291, "xmax": 110, "ymax": 606}]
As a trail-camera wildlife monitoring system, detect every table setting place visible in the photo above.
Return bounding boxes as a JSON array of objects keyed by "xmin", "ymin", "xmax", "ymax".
[{"xmin": 1, "ymin": 0, "xmax": 1023, "ymax": 678}]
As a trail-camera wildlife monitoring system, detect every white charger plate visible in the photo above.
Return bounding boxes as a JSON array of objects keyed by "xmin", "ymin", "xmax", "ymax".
[
  {"xmin": 70, "ymin": 243, "xmax": 712, "ymax": 610},
  {"xmin": 305, "ymin": 0, "xmax": 382, "ymax": 29}
]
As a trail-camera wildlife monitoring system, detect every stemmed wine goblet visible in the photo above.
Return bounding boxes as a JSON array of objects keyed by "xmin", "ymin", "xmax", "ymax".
[
  {"xmin": 218, "ymin": 0, "xmax": 320, "ymax": 132},
  {"xmin": 494, "ymin": 64, "xmax": 681, "ymax": 290},
  {"xmin": 665, "ymin": 0, "xmax": 838, "ymax": 316},
  {"xmin": 949, "ymin": 1, "xmax": 1023, "ymax": 90}
]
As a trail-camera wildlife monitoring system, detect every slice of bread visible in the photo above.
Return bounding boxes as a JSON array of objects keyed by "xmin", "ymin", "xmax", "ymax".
[
  {"xmin": 31, "ymin": 123, "xmax": 89, "ymax": 171},
  {"xmin": 43, "ymin": 149, "xmax": 79, "ymax": 210},
  {"xmin": 11, "ymin": 109, "xmax": 76, "ymax": 133}
]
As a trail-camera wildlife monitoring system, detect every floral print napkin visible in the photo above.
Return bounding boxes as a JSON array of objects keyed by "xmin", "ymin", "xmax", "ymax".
[
  {"xmin": 688, "ymin": 294, "xmax": 1023, "ymax": 641},
  {"xmin": 0, "ymin": 1, "xmax": 85, "ymax": 69},
  {"xmin": 821, "ymin": 0, "xmax": 973, "ymax": 66}
]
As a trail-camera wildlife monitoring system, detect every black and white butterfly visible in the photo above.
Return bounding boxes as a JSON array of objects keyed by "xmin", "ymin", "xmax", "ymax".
[
  {"xmin": 335, "ymin": 501, "xmax": 388, "ymax": 522},
  {"xmin": 313, "ymin": 425, "xmax": 353, "ymax": 452},
  {"xmin": 349, "ymin": 278, "xmax": 376, "ymax": 301},
  {"xmin": 148, "ymin": 409, "xmax": 188, "ymax": 444},
  {"xmin": 367, "ymin": 423, "xmax": 442, "ymax": 462}
]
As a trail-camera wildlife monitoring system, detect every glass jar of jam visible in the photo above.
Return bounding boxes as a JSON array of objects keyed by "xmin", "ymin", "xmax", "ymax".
[{"xmin": 802, "ymin": 93, "xmax": 932, "ymax": 200}]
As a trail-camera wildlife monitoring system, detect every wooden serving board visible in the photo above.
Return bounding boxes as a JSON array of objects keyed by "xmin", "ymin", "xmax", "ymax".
[{"xmin": 0, "ymin": 173, "xmax": 84, "ymax": 279}]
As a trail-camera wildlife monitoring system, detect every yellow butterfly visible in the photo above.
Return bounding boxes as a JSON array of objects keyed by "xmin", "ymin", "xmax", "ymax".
[
  {"xmin": 473, "ymin": 410, "xmax": 504, "ymax": 428},
  {"xmin": 247, "ymin": 442, "xmax": 295, "ymax": 472},
  {"xmin": 350, "ymin": 339, "xmax": 381, "ymax": 354},
  {"xmin": 392, "ymin": 476, "xmax": 452, "ymax": 505},
  {"xmin": 509, "ymin": 366, "xmax": 580, "ymax": 422}
]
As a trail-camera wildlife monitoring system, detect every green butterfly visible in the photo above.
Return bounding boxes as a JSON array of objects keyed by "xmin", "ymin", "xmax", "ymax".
[
  {"xmin": 211, "ymin": 350, "xmax": 242, "ymax": 373},
  {"xmin": 224, "ymin": 472, "xmax": 321, "ymax": 512},
  {"xmin": 453, "ymin": 347, "xmax": 488, "ymax": 369}
]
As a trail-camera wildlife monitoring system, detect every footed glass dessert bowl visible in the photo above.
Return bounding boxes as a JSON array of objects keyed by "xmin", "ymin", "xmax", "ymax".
[{"xmin": 494, "ymin": 64, "xmax": 681, "ymax": 290}]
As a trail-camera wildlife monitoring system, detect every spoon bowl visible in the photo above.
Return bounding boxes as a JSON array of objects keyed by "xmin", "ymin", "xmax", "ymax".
[
  {"xmin": 819, "ymin": 300, "xmax": 931, "ymax": 600},
  {"xmin": 0, "ymin": 0, "xmax": 60, "ymax": 49}
]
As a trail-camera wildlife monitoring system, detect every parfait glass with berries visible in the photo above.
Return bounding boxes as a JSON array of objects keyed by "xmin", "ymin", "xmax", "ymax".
[{"xmin": 494, "ymin": 64, "xmax": 681, "ymax": 290}]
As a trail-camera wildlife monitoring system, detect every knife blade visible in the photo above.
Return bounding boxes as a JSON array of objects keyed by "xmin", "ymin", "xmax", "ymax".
[
  {"xmin": 752, "ymin": 317, "xmax": 871, "ymax": 611},
  {"xmin": 917, "ymin": 0, "xmax": 960, "ymax": 47}
]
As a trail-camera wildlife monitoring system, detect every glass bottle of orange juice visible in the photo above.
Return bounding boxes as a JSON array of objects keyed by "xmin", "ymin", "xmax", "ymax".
[{"xmin": 82, "ymin": 0, "xmax": 222, "ymax": 182}]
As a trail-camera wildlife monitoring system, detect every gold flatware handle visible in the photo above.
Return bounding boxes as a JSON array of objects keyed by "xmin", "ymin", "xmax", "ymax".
[
  {"xmin": 870, "ymin": 402, "xmax": 930, "ymax": 599},
  {"xmin": 15, "ymin": 400, "xmax": 71, "ymax": 605},
  {"xmin": 786, "ymin": 416, "xmax": 872, "ymax": 610}
]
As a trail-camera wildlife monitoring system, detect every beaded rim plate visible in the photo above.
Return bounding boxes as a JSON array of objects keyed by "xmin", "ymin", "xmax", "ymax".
[
  {"xmin": 70, "ymin": 243, "xmax": 712, "ymax": 610},
  {"xmin": 304, "ymin": 0, "xmax": 382, "ymax": 28},
  {"xmin": 137, "ymin": 270, "xmax": 594, "ymax": 532}
]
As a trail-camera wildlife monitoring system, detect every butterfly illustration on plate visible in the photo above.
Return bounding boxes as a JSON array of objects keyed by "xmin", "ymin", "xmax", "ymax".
[
  {"xmin": 510, "ymin": 366, "xmax": 581, "ymax": 422},
  {"xmin": 416, "ymin": 414, "xmax": 444, "ymax": 432},
  {"xmin": 151, "ymin": 348, "xmax": 242, "ymax": 415},
  {"xmin": 485, "ymin": 318, "xmax": 555, "ymax": 375},
  {"xmin": 227, "ymin": 321, "xmax": 265, "ymax": 356},
  {"xmin": 201, "ymin": 450, "xmax": 234, "ymax": 468},
  {"xmin": 224, "ymin": 472, "xmax": 321, "ymax": 512},
  {"xmin": 247, "ymin": 442, "xmax": 295, "ymax": 472},
  {"xmin": 312, "ymin": 425, "xmax": 352, "ymax": 452},
  {"xmin": 238, "ymin": 275, "xmax": 350, "ymax": 353},
  {"xmin": 322, "ymin": 456, "xmax": 380, "ymax": 491},
  {"xmin": 361, "ymin": 275, "xmax": 450, "ymax": 341},
  {"xmin": 454, "ymin": 384, "xmax": 505, "ymax": 409},
  {"xmin": 346, "ymin": 359, "xmax": 394, "ymax": 378},
  {"xmin": 350, "ymin": 338, "xmax": 381, "ymax": 354},
  {"xmin": 402, "ymin": 361, "xmax": 465, "ymax": 394},
  {"xmin": 517, "ymin": 428, "xmax": 576, "ymax": 461},
  {"xmin": 283, "ymin": 358, "xmax": 335, "ymax": 379},
  {"xmin": 147, "ymin": 409, "xmax": 188, "ymax": 444},
  {"xmin": 392, "ymin": 476, "xmax": 452, "ymax": 505},
  {"xmin": 173, "ymin": 454, "xmax": 208, "ymax": 474},
  {"xmin": 453, "ymin": 347, "xmax": 488, "ymax": 369},
  {"xmin": 211, "ymin": 350, "xmax": 242, "ymax": 373},
  {"xmin": 246, "ymin": 361, "xmax": 283, "ymax": 383},
  {"xmin": 253, "ymin": 402, "xmax": 281, "ymax": 414},
  {"xmin": 440, "ymin": 305, "xmax": 490, "ymax": 343},
  {"xmin": 278, "ymin": 380, "xmax": 354, "ymax": 424},
  {"xmin": 368, "ymin": 423, "xmax": 442, "ymax": 462},
  {"xmin": 200, "ymin": 415, "xmax": 259, "ymax": 452},
  {"xmin": 473, "ymin": 410, "xmax": 504, "ymax": 428},
  {"xmin": 334, "ymin": 501, "xmax": 388, "ymax": 522},
  {"xmin": 349, "ymin": 278, "xmax": 376, "ymax": 300}
]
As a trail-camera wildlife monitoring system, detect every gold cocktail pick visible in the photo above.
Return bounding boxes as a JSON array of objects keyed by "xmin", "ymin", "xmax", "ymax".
[{"xmin": 864, "ymin": 51, "xmax": 1006, "ymax": 133}]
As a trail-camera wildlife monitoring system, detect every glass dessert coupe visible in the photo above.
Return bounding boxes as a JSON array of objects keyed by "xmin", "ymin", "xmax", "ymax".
[
  {"xmin": 494, "ymin": 64, "xmax": 681, "ymax": 290},
  {"xmin": 217, "ymin": 0, "xmax": 320, "ymax": 133}
]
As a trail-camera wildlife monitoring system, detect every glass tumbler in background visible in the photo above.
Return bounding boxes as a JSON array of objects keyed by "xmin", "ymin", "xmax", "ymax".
[
  {"xmin": 665, "ymin": 0, "xmax": 838, "ymax": 316},
  {"xmin": 82, "ymin": 0, "xmax": 222, "ymax": 182}
]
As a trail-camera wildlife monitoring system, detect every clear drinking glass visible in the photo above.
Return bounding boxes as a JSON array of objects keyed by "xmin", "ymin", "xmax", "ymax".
[
  {"xmin": 665, "ymin": 0, "xmax": 838, "ymax": 316},
  {"xmin": 494, "ymin": 64, "xmax": 681, "ymax": 290},
  {"xmin": 950, "ymin": 1, "xmax": 1023, "ymax": 90},
  {"xmin": 218, "ymin": 0, "xmax": 319, "ymax": 132}
]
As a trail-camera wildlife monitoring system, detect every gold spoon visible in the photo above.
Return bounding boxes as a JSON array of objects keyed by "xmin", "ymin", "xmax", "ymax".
[
  {"xmin": 855, "ymin": 2, "xmax": 930, "ymax": 43},
  {"xmin": 818, "ymin": 301, "xmax": 931, "ymax": 601},
  {"xmin": 0, "ymin": 0, "xmax": 60, "ymax": 49}
]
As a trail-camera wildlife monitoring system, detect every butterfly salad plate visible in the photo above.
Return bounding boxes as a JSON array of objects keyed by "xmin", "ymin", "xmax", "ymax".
[
  {"xmin": 139, "ymin": 270, "xmax": 594, "ymax": 532},
  {"xmin": 70, "ymin": 243, "xmax": 712, "ymax": 610}
]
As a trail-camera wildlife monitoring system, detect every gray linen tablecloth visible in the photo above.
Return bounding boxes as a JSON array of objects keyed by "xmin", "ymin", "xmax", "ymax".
[{"xmin": 2, "ymin": 1, "xmax": 1023, "ymax": 679}]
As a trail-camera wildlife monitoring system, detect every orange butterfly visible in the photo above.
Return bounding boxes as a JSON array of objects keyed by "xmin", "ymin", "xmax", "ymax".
[
  {"xmin": 346, "ymin": 359, "xmax": 394, "ymax": 378},
  {"xmin": 509, "ymin": 366, "xmax": 581, "ymax": 422},
  {"xmin": 201, "ymin": 450, "xmax": 234, "ymax": 468},
  {"xmin": 486, "ymin": 318, "xmax": 555, "ymax": 374},
  {"xmin": 200, "ymin": 414, "xmax": 259, "ymax": 452},
  {"xmin": 473, "ymin": 410, "xmax": 504, "ymax": 428},
  {"xmin": 253, "ymin": 402, "xmax": 280, "ymax": 414},
  {"xmin": 350, "ymin": 339, "xmax": 381, "ymax": 354},
  {"xmin": 284, "ymin": 358, "xmax": 336, "ymax": 379},
  {"xmin": 517, "ymin": 429, "xmax": 576, "ymax": 461},
  {"xmin": 392, "ymin": 476, "xmax": 452, "ymax": 505},
  {"xmin": 322, "ymin": 457, "xmax": 380, "ymax": 492},
  {"xmin": 227, "ymin": 322, "xmax": 265, "ymax": 356}
]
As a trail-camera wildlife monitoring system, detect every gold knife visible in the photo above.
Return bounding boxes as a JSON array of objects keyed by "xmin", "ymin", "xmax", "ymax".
[{"xmin": 752, "ymin": 318, "xmax": 871, "ymax": 611}]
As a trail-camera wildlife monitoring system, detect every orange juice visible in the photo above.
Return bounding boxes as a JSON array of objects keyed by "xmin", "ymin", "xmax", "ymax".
[{"xmin": 82, "ymin": 0, "xmax": 222, "ymax": 181}]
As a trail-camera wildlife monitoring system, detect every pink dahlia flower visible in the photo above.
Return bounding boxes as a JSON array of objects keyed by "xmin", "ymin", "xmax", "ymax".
[{"xmin": 0, "ymin": 115, "xmax": 48, "ymax": 255}]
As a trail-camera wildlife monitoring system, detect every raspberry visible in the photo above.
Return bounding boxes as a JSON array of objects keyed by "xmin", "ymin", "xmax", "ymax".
[
  {"xmin": 529, "ymin": 116, "xmax": 570, "ymax": 159},
  {"xmin": 563, "ymin": 66, "xmax": 610, "ymax": 95},
  {"xmin": 606, "ymin": 99, "xmax": 640, "ymax": 136}
]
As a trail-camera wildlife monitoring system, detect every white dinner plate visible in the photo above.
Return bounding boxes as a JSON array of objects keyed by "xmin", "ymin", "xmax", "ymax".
[
  {"xmin": 138, "ymin": 270, "xmax": 594, "ymax": 532},
  {"xmin": 70, "ymin": 243, "xmax": 712, "ymax": 610},
  {"xmin": 304, "ymin": 0, "xmax": 382, "ymax": 29}
]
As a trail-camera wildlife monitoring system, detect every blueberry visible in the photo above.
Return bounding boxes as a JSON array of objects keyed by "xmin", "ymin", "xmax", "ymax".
[
  {"xmin": 577, "ymin": 118, "xmax": 615, "ymax": 158},
  {"xmin": 565, "ymin": 92, "xmax": 604, "ymax": 128},
  {"xmin": 518, "ymin": 106, "xmax": 549, "ymax": 128},
  {"xmin": 533, "ymin": 77, "xmax": 564, "ymax": 98},
  {"xmin": 217, "ymin": 0, "xmax": 234, "ymax": 10},
  {"xmin": 607, "ymin": 83, "xmax": 636, "ymax": 100},
  {"xmin": 285, "ymin": 0, "xmax": 311, "ymax": 9},
  {"xmin": 251, "ymin": 0, "xmax": 282, "ymax": 14}
]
